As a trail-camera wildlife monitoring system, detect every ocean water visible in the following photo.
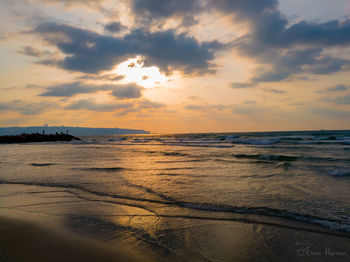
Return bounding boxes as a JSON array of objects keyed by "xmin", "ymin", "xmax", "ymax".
[{"xmin": 1, "ymin": 130, "xmax": 350, "ymax": 260}]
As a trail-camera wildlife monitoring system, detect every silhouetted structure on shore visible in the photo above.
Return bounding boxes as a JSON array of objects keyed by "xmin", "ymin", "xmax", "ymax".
[
  {"xmin": 0, "ymin": 133, "xmax": 81, "ymax": 144},
  {"xmin": 0, "ymin": 126, "xmax": 150, "ymax": 136}
]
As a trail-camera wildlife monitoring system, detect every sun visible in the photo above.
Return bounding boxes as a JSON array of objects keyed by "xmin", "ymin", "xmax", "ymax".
[{"xmin": 113, "ymin": 56, "xmax": 168, "ymax": 88}]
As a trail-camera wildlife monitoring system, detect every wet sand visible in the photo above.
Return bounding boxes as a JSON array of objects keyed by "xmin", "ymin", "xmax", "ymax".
[
  {"xmin": 1, "ymin": 213, "xmax": 350, "ymax": 262},
  {"xmin": 1, "ymin": 184, "xmax": 350, "ymax": 262},
  {"xmin": 0, "ymin": 216, "xmax": 150, "ymax": 262}
]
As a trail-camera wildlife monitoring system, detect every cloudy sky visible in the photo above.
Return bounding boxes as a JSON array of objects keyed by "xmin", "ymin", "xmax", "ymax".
[{"xmin": 1, "ymin": 0, "xmax": 350, "ymax": 133}]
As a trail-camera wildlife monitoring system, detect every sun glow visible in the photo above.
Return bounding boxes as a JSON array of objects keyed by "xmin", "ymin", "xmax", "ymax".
[{"xmin": 113, "ymin": 56, "xmax": 168, "ymax": 88}]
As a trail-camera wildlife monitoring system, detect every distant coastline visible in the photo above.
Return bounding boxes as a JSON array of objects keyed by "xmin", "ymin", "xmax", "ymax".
[{"xmin": 0, "ymin": 126, "xmax": 150, "ymax": 136}]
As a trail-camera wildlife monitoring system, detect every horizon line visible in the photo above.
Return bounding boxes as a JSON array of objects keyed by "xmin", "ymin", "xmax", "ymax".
[{"xmin": 1, "ymin": 126, "xmax": 349, "ymax": 135}]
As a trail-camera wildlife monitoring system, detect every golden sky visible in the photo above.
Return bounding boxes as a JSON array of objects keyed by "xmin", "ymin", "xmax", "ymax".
[{"xmin": 1, "ymin": 0, "xmax": 350, "ymax": 133}]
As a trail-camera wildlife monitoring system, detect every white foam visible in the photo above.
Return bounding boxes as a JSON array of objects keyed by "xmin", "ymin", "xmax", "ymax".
[{"xmin": 231, "ymin": 138, "xmax": 281, "ymax": 145}]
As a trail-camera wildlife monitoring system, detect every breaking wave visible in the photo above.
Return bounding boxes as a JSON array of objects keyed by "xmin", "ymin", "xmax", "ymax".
[
  {"xmin": 30, "ymin": 163, "xmax": 56, "ymax": 166},
  {"xmin": 73, "ymin": 167, "xmax": 129, "ymax": 172},
  {"xmin": 328, "ymin": 169, "xmax": 350, "ymax": 177},
  {"xmin": 232, "ymin": 154, "xmax": 299, "ymax": 162}
]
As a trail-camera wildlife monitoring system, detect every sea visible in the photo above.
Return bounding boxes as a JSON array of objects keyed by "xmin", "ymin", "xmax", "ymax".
[{"xmin": 1, "ymin": 130, "xmax": 350, "ymax": 261}]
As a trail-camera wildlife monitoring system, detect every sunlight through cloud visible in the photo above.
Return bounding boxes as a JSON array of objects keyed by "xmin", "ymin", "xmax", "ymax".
[{"xmin": 113, "ymin": 56, "xmax": 168, "ymax": 88}]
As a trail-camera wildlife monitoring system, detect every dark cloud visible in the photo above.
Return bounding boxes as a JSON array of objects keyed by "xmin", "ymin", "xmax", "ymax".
[
  {"xmin": 130, "ymin": 0, "xmax": 278, "ymax": 28},
  {"xmin": 137, "ymin": 99, "xmax": 165, "ymax": 109},
  {"xmin": 28, "ymin": 0, "xmax": 104, "ymax": 7},
  {"xmin": 230, "ymin": 82, "xmax": 256, "ymax": 88},
  {"xmin": 326, "ymin": 84, "xmax": 350, "ymax": 92},
  {"xmin": 0, "ymin": 86, "xmax": 16, "ymax": 91},
  {"xmin": 326, "ymin": 94, "xmax": 350, "ymax": 105},
  {"xmin": 131, "ymin": 0, "xmax": 200, "ymax": 21},
  {"xmin": 207, "ymin": 0, "xmax": 279, "ymax": 18},
  {"xmin": 77, "ymin": 74, "xmax": 125, "ymax": 81},
  {"xmin": 111, "ymin": 84, "xmax": 142, "ymax": 99},
  {"xmin": 243, "ymin": 100, "xmax": 256, "ymax": 105},
  {"xmin": 206, "ymin": 0, "xmax": 350, "ymax": 83},
  {"xmin": 104, "ymin": 22, "xmax": 126, "ymax": 33},
  {"xmin": 114, "ymin": 108, "xmax": 140, "ymax": 116},
  {"xmin": 185, "ymin": 104, "xmax": 207, "ymax": 111},
  {"xmin": 72, "ymin": 98, "xmax": 166, "ymax": 116},
  {"xmin": 18, "ymin": 46, "xmax": 50, "ymax": 57},
  {"xmin": 185, "ymin": 104, "xmax": 228, "ymax": 112},
  {"xmin": 227, "ymin": 1, "xmax": 350, "ymax": 50},
  {"xmin": 65, "ymin": 99, "xmax": 133, "ymax": 112},
  {"xmin": 35, "ymin": 58, "xmax": 60, "ymax": 66},
  {"xmin": 180, "ymin": 15, "xmax": 198, "ymax": 27},
  {"xmin": 33, "ymin": 22, "xmax": 224, "ymax": 75},
  {"xmin": 289, "ymin": 101, "xmax": 306, "ymax": 107},
  {"xmin": 252, "ymin": 70, "xmax": 290, "ymax": 82},
  {"xmin": 124, "ymin": 29, "xmax": 226, "ymax": 75},
  {"xmin": 26, "ymin": 84, "xmax": 41, "ymax": 89},
  {"xmin": 277, "ymin": 20, "xmax": 350, "ymax": 47},
  {"xmin": 234, "ymin": 104, "xmax": 266, "ymax": 116},
  {"xmin": 308, "ymin": 107, "xmax": 350, "ymax": 118},
  {"xmin": 297, "ymin": 76, "xmax": 315, "ymax": 81},
  {"xmin": 111, "ymin": 75, "xmax": 125, "ymax": 81},
  {"xmin": 251, "ymin": 47, "xmax": 350, "ymax": 82},
  {"xmin": 0, "ymin": 100, "xmax": 56, "ymax": 115},
  {"xmin": 131, "ymin": 0, "xmax": 200, "ymax": 27},
  {"xmin": 114, "ymin": 99, "xmax": 166, "ymax": 116},
  {"xmin": 39, "ymin": 81, "xmax": 112, "ymax": 97},
  {"xmin": 34, "ymin": 22, "xmax": 127, "ymax": 73},
  {"xmin": 264, "ymin": 88, "xmax": 286, "ymax": 94},
  {"xmin": 40, "ymin": 81, "xmax": 142, "ymax": 99}
]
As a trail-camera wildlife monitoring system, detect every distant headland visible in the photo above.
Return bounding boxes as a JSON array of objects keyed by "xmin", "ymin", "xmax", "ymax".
[{"xmin": 0, "ymin": 126, "xmax": 150, "ymax": 136}]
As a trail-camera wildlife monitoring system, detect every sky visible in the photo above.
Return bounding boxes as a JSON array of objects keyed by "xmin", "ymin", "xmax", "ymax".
[{"xmin": 1, "ymin": 0, "xmax": 350, "ymax": 133}]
